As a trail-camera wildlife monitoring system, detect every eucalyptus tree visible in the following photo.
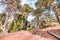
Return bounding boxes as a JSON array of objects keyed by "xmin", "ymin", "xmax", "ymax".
[
  {"xmin": 34, "ymin": 0, "xmax": 55, "ymax": 28},
  {"xmin": 52, "ymin": 2, "xmax": 60, "ymax": 24},
  {"xmin": 5, "ymin": 2, "xmax": 33, "ymax": 32},
  {"xmin": 0, "ymin": 0, "xmax": 21, "ymax": 33},
  {"xmin": 33, "ymin": 8, "xmax": 43, "ymax": 28},
  {"xmin": 20, "ymin": 4, "xmax": 33, "ymax": 30}
]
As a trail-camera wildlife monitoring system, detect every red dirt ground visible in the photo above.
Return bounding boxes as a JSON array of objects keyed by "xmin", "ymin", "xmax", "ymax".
[{"xmin": 0, "ymin": 26, "xmax": 60, "ymax": 40}]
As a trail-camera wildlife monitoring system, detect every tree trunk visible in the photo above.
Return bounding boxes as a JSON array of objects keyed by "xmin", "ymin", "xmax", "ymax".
[
  {"xmin": 54, "ymin": 5, "xmax": 60, "ymax": 24},
  {"xmin": 36, "ymin": 14, "xmax": 39, "ymax": 28},
  {"xmin": 3, "ymin": 13, "xmax": 8, "ymax": 33},
  {"xmin": 55, "ymin": 12, "xmax": 60, "ymax": 24},
  {"xmin": 3, "ymin": 12, "xmax": 14, "ymax": 33}
]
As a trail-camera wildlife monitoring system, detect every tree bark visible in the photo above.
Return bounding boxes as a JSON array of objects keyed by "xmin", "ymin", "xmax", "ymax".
[
  {"xmin": 55, "ymin": 12, "xmax": 60, "ymax": 24},
  {"xmin": 54, "ymin": 6, "xmax": 60, "ymax": 24},
  {"xmin": 36, "ymin": 14, "xmax": 40, "ymax": 28}
]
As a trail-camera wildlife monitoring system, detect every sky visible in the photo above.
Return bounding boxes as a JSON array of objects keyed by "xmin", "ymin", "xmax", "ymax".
[
  {"xmin": 21, "ymin": 0, "xmax": 37, "ymax": 9},
  {"xmin": 26, "ymin": 0, "xmax": 37, "ymax": 9}
]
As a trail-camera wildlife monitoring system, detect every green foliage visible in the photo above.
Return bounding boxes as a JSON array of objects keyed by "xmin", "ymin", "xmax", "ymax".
[
  {"xmin": 27, "ymin": 26, "xmax": 33, "ymax": 30},
  {"xmin": 8, "ymin": 14, "xmax": 23, "ymax": 33},
  {"xmin": 57, "ymin": 3, "xmax": 60, "ymax": 9},
  {"xmin": 0, "ymin": 28, "xmax": 3, "ymax": 32},
  {"xmin": 0, "ymin": 14, "xmax": 5, "ymax": 24}
]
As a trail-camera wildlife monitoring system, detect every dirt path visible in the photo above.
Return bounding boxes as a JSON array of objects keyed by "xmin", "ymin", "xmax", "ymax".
[
  {"xmin": 0, "ymin": 26, "xmax": 60, "ymax": 40},
  {"xmin": 29, "ymin": 26, "xmax": 60, "ymax": 40}
]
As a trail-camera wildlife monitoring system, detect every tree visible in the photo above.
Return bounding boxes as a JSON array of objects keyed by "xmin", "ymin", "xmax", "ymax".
[
  {"xmin": 20, "ymin": 4, "xmax": 33, "ymax": 30},
  {"xmin": 34, "ymin": 0, "xmax": 60, "ymax": 28},
  {"xmin": 33, "ymin": 8, "xmax": 42, "ymax": 28},
  {"xmin": 0, "ymin": 0, "xmax": 21, "ymax": 33},
  {"xmin": 53, "ymin": 3, "xmax": 60, "ymax": 24},
  {"xmin": 33, "ymin": 0, "xmax": 48, "ymax": 28}
]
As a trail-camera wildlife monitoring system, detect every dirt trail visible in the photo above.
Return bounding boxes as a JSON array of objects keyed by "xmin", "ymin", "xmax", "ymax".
[{"xmin": 0, "ymin": 26, "xmax": 60, "ymax": 40}]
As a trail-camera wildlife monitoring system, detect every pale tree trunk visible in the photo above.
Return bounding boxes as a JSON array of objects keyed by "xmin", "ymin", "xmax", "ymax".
[
  {"xmin": 54, "ymin": 5, "xmax": 60, "ymax": 24},
  {"xmin": 55, "ymin": 12, "xmax": 60, "ymax": 24},
  {"xmin": 3, "ymin": 12, "xmax": 14, "ymax": 33},
  {"xmin": 36, "ymin": 14, "xmax": 40, "ymax": 29},
  {"xmin": 3, "ymin": 12, "xmax": 8, "ymax": 33},
  {"xmin": 0, "ymin": 0, "xmax": 19, "ymax": 33},
  {"xmin": 52, "ymin": 1, "xmax": 60, "ymax": 24}
]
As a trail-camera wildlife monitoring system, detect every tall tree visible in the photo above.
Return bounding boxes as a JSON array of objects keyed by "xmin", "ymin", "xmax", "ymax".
[
  {"xmin": 52, "ymin": 2, "xmax": 60, "ymax": 24},
  {"xmin": 33, "ymin": 8, "xmax": 43, "ymax": 28},
  {"xmin": 20, "ymin": 4, "xmax": 33, "ymax": 30},
  {"xmin": 34, "ymin": 0, "xmax": 56, "ymax": 28},
  {"xmin": 0, "ymin": 0, "xmax": 21, "ymax": 33}
]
